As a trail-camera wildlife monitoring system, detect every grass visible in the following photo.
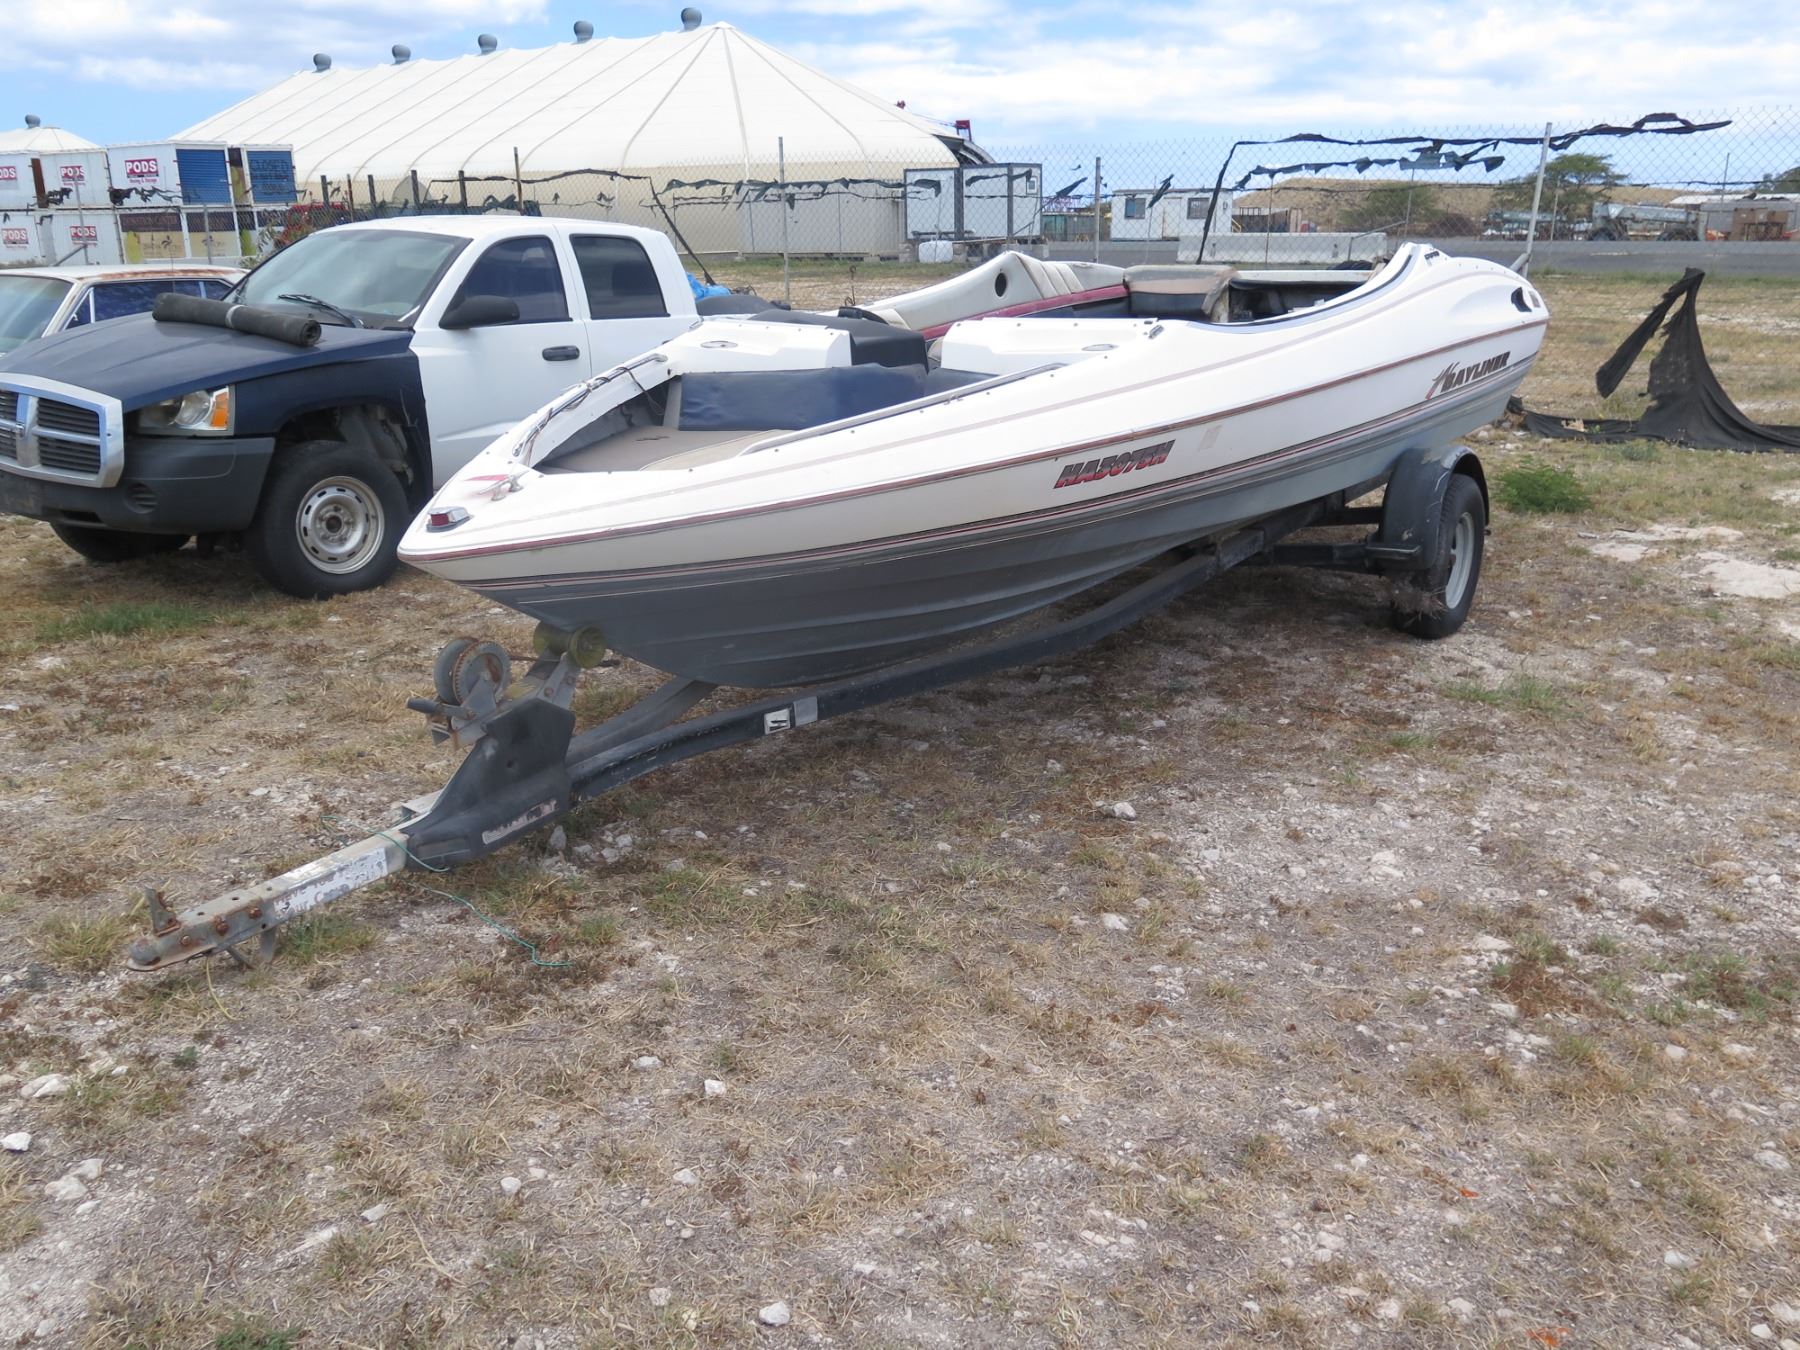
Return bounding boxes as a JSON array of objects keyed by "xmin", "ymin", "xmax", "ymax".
[
  {"xmin": 279, "ymin": 911, "xmax": 378, "ymax": 964},
  {"xmin": 34, "ymin": 600, "xmax": 219, "ymax": 643},
  {"xmin": 1444, "ymin": 672, "xmax": 1569, "ymax": 715},
  {"xmin": 54, "ymin": 1066, "xmax": 185, "ymax": 1141},
  {"xmin": 1680, "ymin": 951, "xmax": 1797, "ymax": 1020},
  {"xmin": 0, "ymin": 265, "xmax": 1795, "ymax": 1350},
  {"xmin": 0, "ymin": 1160, "xmax": 42, "ymax": 1252},
  {"xmin": 213, "ymin": 1322, "xmax": 306, "ymax": 1350},
  {"xmin": 1491, "ymin": 934, "xmax": 1592, "ymax": 1017},
  {"xmin": 35, "ymin": 909, "xmax": 136, "ymax": 972},
  {"xmin": 1496, "ymin": 462, "xmax": 1593, "ymax": 514}
]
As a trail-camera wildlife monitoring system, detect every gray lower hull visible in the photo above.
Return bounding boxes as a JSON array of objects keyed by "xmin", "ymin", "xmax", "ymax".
[{"xmin": 471, "ymin": 379, "xmax": 1518, "ymax": 688}]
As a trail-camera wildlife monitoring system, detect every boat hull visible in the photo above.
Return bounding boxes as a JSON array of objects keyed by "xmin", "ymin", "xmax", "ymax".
[
  {"xmin": 449, "ymin": 371, "xmax": 1522, "ymax": 688},
  {"xmin": 404, "ymin": 245, "xmax": 1548, "ymax": 689}
]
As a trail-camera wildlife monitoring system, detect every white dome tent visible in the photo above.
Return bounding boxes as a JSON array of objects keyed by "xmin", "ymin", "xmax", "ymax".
[
  {"xmin": 175, "ymin": 12, "xmax": 993, "ymax": 254},
  {"xmin": 0, "ymin": 117, "xmax": 101, "ymax": 155}
]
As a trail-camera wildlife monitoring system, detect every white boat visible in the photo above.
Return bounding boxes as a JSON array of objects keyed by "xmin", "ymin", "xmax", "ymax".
[{"xmin": 399, "ymin": 243, "xmax": 1547, "ymax": 688}]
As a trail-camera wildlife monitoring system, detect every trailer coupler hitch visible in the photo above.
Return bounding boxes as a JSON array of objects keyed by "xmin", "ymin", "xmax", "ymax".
[{"xmin": 128, "ymin": 635, "xmax": 593, "ymax": 972}]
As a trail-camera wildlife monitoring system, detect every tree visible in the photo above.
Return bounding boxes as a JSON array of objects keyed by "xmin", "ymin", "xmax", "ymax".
[
  {"xmin": 1757, "ymin": 165, "xmax": 1800, "ymax": 193},
  {"xmin": 1493, "ymin": 151, "xmax": 1625, "ymax": 222},
  {"xmin": 1341, "ymin": 183, "xmax": 1441, "ymax": 234}
]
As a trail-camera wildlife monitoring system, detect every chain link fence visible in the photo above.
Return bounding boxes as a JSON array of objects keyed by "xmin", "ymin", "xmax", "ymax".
[{"xmin": 198, "ymin": 105, "xmax": 1800, "ymax": 297}]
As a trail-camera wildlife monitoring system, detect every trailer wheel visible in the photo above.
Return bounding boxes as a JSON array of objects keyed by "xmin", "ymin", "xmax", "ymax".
[
  {"xmin": 247, "ymin": 440, "xmax": 407, "ymax": 598},
  {"xmin": 1392, "ymin": 473, "xmax": 1485, "ymax": 640},
  {"xmin": 50, "ymin": 524, "xmax": 188, "ymax": 563}
]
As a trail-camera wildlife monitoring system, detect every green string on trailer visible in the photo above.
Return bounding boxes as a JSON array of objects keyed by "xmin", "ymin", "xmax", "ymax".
[{"xmin": 322, "ymin": 816, "xmax": 573, "ymax": 970}]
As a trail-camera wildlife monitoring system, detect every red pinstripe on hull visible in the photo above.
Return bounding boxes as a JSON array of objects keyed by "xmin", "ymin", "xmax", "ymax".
[
  {"xmin": 469, "ymin": 356, "xmax": 1532, "ymax": 592},
  {"xmin": 410, "ymin": 319, "xmax": 1544, "ymax": 568},
  {"xmin": 918, "ymin": 285, "xmax": 1129, "ymax": 338}
]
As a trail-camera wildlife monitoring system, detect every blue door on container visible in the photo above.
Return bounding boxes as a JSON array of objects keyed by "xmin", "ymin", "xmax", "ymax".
[{"xmin": 175, "ymin": 148, "xmax": 232, "ymax": 205}]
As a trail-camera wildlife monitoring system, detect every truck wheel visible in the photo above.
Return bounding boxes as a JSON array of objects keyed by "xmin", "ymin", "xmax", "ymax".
[
  {"xmin": 247, "ymin": 440, "xmax": 408, "ymax": 598},
  {"xmin": 50, "ymin": 524, "xmax": 188, "ymax": 563},
  {"xmin": 1392, "ymin": 474, "xmax": 1485, "ymax": 640}
]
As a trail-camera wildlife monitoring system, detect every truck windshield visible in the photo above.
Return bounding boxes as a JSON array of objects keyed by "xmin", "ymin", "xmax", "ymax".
[
  {"xmin": 0, "ymin": 275, "xmax": 72, "ymax": 354},
  {"xmin": 235, "ymin": 229, "xmax": 467, "ymax": 326}
]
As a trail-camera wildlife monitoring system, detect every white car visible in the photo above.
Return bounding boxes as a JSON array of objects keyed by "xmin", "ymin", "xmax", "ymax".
[{"xmin": 0, "ymin": 263, "xmax": 244, "ymax": 356}]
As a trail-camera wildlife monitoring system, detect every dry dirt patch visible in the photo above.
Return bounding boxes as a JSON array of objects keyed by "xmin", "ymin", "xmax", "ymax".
[{"xmin": 0, "ymin": 273, "xmax": 1797, "ymax": 1348}]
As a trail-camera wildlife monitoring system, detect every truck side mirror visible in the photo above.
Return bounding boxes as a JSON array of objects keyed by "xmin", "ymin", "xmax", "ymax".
[{"xmin": 439, "ymin": 295, "xmax": 521, "ymax": 329}]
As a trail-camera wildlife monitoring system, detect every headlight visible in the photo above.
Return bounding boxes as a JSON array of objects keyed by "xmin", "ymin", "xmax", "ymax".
[{"xmin": 138, "ymin": 386, "xmax": 233, "ymax": 435}]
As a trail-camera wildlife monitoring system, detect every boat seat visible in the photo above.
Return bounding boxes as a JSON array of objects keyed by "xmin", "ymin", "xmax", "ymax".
[
  {"xmin": 742, "ymin": 309, "xmax": 929, "ymax": 368},
  {"xmin": 866, "ymin": 254, "xmax": 1128, "ymax": 331},
  {"xmin": 679, "ymin": 363, "xmax": 931, "ymax": 432},
  {"xmin": 1124, "ymin": 264, "xmax": 1237, "ymax": 321},
  {"xmin": 925, "ymin": 367, "xmax": 990, "ymax": 392},
  {"xmin": 695, "ymin": 292, "xmax": 773, "ymax": 316}
]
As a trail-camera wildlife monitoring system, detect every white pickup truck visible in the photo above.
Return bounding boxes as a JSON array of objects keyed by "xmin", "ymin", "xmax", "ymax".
[
  {"xmin": 0, "ymin": 214, "xmax": 1132, "ymax": 596},
  {"xmin": 0, "ymin": 217, "xmax": 705, "ymax": 594}
]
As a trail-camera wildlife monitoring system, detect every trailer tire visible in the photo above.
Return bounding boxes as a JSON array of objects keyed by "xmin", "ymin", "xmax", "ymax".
[
  {"xmin": 247, "ymin": 440, "xmax": 408, "ymax": 598},
  {"xmin": 50, "ymin": 524, "xmax": 188, "ymax": 564},
  {"xmin": 1392, "ymin": 473, "xmax": 1485, "ymax": 640}
]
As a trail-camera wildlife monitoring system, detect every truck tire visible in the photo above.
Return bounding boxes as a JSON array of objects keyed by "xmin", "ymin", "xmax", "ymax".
[
  {"xmin": 1392, "ymin": 473, "xmax": 1485, "ymax": 640},
  {"xmin": 50, "ymin": 524, "xmax": 188, "ymax": 563},
  {"xmin": 247, "ymin": 440, "xmax": 408, "ymax": 598}
]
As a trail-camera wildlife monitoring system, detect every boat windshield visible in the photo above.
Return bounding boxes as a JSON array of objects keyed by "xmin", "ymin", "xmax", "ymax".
[
  {"xmin": 235, "ymin": 229, "xmax": 468, "ymax": 327},
  {"xmin": 0, "ymin": 275, "xmax": 71, "ymax": 354}
]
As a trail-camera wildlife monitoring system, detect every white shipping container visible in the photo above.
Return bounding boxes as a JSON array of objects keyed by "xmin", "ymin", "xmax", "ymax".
[
  {"xmin": 738, "ymin": 189, "xmax": 904, "ymax": 256},
  {"xmin": 960, "ymin": 164, "xmax": 1041, "ymax": 241},
  {"xmin": 1110, "ymin": 189, "xmax": 1233, "ymax": 242},
  {"xmin": 46, "ymin": 209, "xmax": 124, "ymax": 266},
  {"xmin": 904, "ymin": 164, "xmax": 1043, "ymax": 242},
  {"xmin": 0, "ymin": 154, "xmax": 38, "ymax": 211},
  {"xmin": 39, "ymin": 150, "xmax": 114, "ymax": 211},
  {"xmin": 106, "ymin": 141, "xmax": 235, "ymax": 208},
  {"xmin": 0, "ymin": 215, "xmax": 45, "ymax": 264},
  {"xmin": 106, "ymin": 142, "xmax": 185, "ymax": 204}
]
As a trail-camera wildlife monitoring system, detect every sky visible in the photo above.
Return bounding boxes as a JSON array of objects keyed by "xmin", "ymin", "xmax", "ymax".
[{"xmin": 9, "ymin": 0, "xmax": 1798, "ymax": 156}]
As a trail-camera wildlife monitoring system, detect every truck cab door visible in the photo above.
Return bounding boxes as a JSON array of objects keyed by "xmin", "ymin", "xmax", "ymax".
[
  {"xmin": 411, "ymin": 233, "xmax": 592, "ymax": 483},
  {"xmin": 568, "ymin": 232, "xmax": 690, "ymax": 374}
]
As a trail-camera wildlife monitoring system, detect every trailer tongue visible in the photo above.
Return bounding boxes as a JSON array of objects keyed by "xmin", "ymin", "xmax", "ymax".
[{"xmin": 126, "ymin": 454, "xmax": 1486, "ymax": 973}]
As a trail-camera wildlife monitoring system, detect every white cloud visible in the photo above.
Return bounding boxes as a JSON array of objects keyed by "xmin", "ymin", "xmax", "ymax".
[
  {"xmin": 12, "ymin": 0, "xmax": 551, "ymax": 91},
  {"xmin": 795, "ymin": 2, "xmax": 1796, "ymax": 138},
  {"xmin": 9, "ymin": 0, "xmax": 1795, "ymax": 149}
]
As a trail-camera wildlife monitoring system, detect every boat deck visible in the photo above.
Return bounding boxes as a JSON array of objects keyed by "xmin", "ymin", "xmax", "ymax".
[{"xmin": 540, "ymin": 425, "xmax": 790, "ymax": 474}]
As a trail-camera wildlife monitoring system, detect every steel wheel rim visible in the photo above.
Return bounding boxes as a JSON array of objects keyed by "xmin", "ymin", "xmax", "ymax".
[
  {"xmin": 1444, "ymin": 510, "xmax": 1476, "ymax": 610},
  {"xmin": 296, "ymin": 476, "xmax": 384, "ymax": 574}
]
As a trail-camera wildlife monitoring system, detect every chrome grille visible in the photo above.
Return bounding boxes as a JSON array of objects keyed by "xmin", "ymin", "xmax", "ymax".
[
  {"xmin": 34, "ymin": 400, "xmax": 100, "ymax": 438},
  {"xmin": 37, "ymin": 436, "xmax": 102, "ymax": 475},
  {"xmin": 0, "ymin": 382, "xmax": 117, "ymax": 485}
]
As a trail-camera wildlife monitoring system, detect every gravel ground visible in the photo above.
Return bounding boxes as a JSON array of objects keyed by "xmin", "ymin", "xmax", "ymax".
[{"xmin": 0, "ymin": 272, "xmax": 1797, "ymax": 1348}]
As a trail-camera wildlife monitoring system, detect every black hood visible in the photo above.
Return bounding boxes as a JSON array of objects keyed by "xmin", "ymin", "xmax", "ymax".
[{"xmin": 0, "ymin": 314, "xmax": 413, "ymax": 411}]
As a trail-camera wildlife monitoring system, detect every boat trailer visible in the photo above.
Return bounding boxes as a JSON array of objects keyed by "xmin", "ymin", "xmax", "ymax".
[{"xmin": 126, "ymin": 452, "xmax": 1483, "ymax": 973}]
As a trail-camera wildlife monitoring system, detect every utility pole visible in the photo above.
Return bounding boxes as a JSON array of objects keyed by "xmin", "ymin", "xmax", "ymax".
[
  {"xmin": 778, "ymin": 137, "xmax": 791, "ymax": 306},
  {"xmin": 1516, "ymin": 121, "xmax": 1553, "ymax": 276},
  {"xmin": 1092, "ymin": 157, "xmax": 1102, "ymax": 263}
]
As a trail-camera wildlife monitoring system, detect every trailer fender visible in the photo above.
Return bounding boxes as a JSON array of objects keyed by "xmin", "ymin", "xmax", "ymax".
[{"xmin": 1376, "ymin": 445, "xmax": 1487, "ymax": 571}]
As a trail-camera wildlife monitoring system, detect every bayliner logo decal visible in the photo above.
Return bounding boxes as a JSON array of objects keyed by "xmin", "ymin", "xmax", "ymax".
[
  {"xmin": 1053, "ymin": 440, "xmax": 1173, "ymax": 490},
  {"xmin": 1428, "ymin": 351, "xmax": 1510, "ymax": 399}
]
